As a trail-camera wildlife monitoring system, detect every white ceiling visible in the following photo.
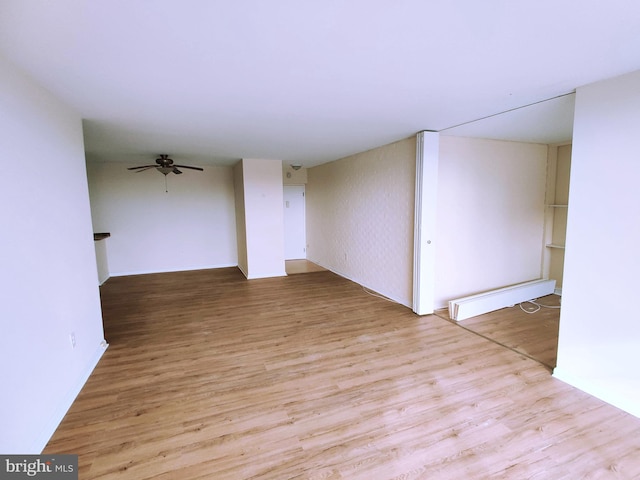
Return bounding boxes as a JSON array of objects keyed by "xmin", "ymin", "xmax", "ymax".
[{"xmin": 1, "ymin": 1, "xmax": 639, "ymax": 167}]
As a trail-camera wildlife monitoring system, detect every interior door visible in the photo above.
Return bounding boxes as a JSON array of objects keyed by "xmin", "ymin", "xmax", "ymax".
[{"xmin": 283, "ymin": 185, "xmax": 306, "ymax": 259}]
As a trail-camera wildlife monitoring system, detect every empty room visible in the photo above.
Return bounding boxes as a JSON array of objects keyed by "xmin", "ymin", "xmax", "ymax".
[{"xmin": 2, "ymin": 1, "xmax": 640, "ymax": 478}]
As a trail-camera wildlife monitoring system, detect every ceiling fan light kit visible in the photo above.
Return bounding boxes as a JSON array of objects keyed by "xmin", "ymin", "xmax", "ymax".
[
  {"xmin": 128, "ymin": 155, "xmax": 203, "ymax": 191},
  {"xmin": 128, "ymin": 154, "xmax": 204, "ymax": 176}
]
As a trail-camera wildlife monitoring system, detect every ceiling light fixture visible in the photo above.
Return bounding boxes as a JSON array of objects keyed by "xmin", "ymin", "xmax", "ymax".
[{"xmin": 127, "ymin": 154, "xmax": 205, "ymax": 192}]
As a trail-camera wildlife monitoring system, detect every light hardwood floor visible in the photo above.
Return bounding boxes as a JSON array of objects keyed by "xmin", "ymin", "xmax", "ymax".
[
  {"xmin": 285, "ymin": 260, "xmax": 327, "ymax": 275},
  {"xmin": 435, "ymin": 294, "xmax": 561, "ymax": 369},
  {"xmin": 45, "ymin": 268, "xmax": 640, "ymax": 479}
]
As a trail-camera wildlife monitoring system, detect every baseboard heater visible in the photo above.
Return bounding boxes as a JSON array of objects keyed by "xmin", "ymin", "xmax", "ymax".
[{"xmin": 448, "ymin": 279, "xmax": 556, "ymax": 321}]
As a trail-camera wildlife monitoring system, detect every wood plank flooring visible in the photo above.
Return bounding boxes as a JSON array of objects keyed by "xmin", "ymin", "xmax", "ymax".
[
  {"xmin": 435, "ymin": 295, "xmax": 561, "ymax": 369},
  {"xmin": 45, "ymin": 268, "xmax": 640, "ymax": 479},
  {"xmin": 285, "ymin": 260, "xmax": 327, "ymax": 275}
]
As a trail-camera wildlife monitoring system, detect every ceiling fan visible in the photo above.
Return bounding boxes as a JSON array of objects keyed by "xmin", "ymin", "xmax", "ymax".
[{"xmin": 127, "ymin": 154, "xmax": 204, "ymax": 176}]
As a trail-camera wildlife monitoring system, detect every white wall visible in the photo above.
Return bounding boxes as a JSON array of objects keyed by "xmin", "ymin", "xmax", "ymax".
[
  {"xmin": 555, "ymin": 70, "xmax": 640, "ymax": 418},
  {"xmin": 0, "ymin": 55, "xmax": 106, "ymax": 453},
  {"xmin": 283, "ymin": 164, "xmax": 308, "ymax": 185},
  {"xmin": 86, "ymin": 161, "xmax": 237, "ymax": 276},
  {"xmin": 306, "ymin": 137, "xmax": 416, "ymax": 306},
  {"xmin": 240, "ymin": 158, "xmax": 287, "ymax": 279},
  {"xmin": 435, "ymin": 136, "xmax": 548, "ymax": 308},
  {"xmin": 94, "ymin": 239, "xmax": 110, "ymax": 285}
]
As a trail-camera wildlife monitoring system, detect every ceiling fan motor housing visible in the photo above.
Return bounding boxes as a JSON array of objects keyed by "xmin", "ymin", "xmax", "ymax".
[{"xmin": 156, "ymin": 155, "xmax": 174, "ymax": 167}]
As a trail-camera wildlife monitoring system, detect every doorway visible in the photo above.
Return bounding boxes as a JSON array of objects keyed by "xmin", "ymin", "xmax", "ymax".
[{"xmin": 283, "ymin": 185, "xmax": 306, "ymax": 260}]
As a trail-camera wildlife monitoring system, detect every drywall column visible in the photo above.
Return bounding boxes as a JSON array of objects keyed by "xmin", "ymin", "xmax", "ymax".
[
  {"xmin": 233, "ymin": 162, "xmax": 249, "ymax": 275},
  {"xmin": 234, "ymin": 159, "xmax": 287, "ymax": 279},
  {"xmin": 554, "ymin": 70, "xmax": 640, "ymax": 418},
  {"xmin": 413, "ymin": 131, "xmax": 439, "ymax": 315}
]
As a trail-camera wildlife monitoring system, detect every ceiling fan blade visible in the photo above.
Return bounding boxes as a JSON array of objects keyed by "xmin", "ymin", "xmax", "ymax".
[
  {"xmin": 128, "ymin": 165, "xmax": 156, "ymax": 170},
  {"xmin": 174, "ymin": 165, "xmax": 204, "ymax": 171},
  {"xmin": 173, "ymin": 167, "xmax": 183, "ymax": 174},
  {"xmin": 134, "ymin": 166, "xmax": 156, "ymax": 173}
]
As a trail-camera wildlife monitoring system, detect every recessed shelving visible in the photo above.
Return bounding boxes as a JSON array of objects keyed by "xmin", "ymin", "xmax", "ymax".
[{"xmin": 544, "ymin": 144, "xmax": 571, "ymax": 289}]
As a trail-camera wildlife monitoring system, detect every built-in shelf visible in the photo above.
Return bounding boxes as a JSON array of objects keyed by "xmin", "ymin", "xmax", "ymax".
[{"xmin": 543, "ymin": 144, "xmax": 571, "ymax": 289}]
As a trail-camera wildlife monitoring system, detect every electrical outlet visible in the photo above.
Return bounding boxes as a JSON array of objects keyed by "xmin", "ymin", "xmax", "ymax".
[{"xmin": 70, "ymin": 332, "xmax": 76, "ymax": 349}]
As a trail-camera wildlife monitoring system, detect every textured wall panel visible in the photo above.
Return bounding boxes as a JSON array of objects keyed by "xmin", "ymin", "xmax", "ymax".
[{"xmin": 307, "ymin": 137, "xmax": 416, "ymax": 306}]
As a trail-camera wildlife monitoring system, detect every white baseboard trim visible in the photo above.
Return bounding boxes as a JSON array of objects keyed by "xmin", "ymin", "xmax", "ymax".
[
  {"xmin": 110, "ymin": 263, "xmax": 238, "ymax": 277},
  {"xmin": 33, "ymin": 340, "xmax": 108, "ymax": 453},
  {"xmin": 448, "ymin": 279, "xmax": 556, "ymax": 321},
  {"xmin": 237, "ymin": 264, "xmax": 287, "ymax": 280},
  {"xmin": 246, "ymin": 270, "xmax": 288, "ymax": 279}
]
